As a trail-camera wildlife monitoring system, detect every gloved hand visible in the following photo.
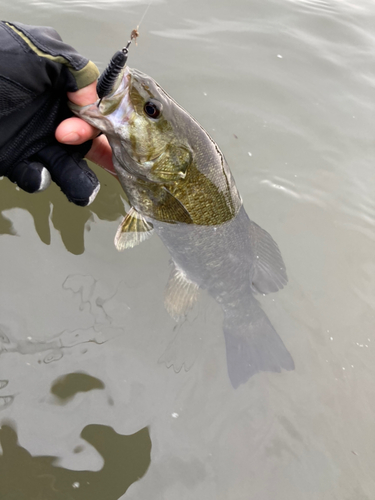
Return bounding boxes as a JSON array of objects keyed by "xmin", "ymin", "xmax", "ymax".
[{"xmin": 0, "ymin": 21, "xmax": 101, "ymax": 206}]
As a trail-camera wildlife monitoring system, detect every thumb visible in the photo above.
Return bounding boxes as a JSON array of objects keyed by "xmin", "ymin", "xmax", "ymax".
[
  {"xmin": 56, "ymin": 81, "xmax": 99, "ymax": 145},
  {"xmin": 67, "ymin": 81, "xmax": 98, "ymax": 106}
]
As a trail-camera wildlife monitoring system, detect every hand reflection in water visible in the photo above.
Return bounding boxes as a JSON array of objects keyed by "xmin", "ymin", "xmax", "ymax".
[
  {"xmin": 0, "ymin": 65, "xmax": 124, "ymax": 253},
  {"xmin": 0, "ymin": 162, "xmax": 124, "ymax": 255},
  {"xmin": 0, "ymin": 421, "xmax": 151, "ymax": 499}
]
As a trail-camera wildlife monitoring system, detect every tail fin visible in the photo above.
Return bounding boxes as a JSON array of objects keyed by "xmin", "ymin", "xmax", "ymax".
[{"xmin": 223, "ymin": 303, "xmax": 294, "ymax": 388}]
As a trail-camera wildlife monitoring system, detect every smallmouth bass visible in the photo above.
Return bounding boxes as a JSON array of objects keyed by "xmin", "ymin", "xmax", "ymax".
[{"xmin": 72, "ymin": 65, "xmax": 294, "ymax": 387}]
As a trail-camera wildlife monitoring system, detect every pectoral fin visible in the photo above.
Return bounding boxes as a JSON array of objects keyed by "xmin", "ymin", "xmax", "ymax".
[
  {"xmin": 151, "ymin": 187, "xmax": 193, "ymax": 224},
  {"xmin": 164, "ymin": 263, "xmax": 200, "ymax": 321},
  {"xmin": 114, "ymin": 207, "xmax": 154, "ymax": 251},
  {"xmin": 249, "ymin": 221, "xmax": 288, "ymax": 293}
]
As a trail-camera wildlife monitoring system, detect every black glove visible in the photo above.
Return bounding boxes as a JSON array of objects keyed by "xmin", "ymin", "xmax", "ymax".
[{"xmin": 0, "ymin": 21, "xmax": 100, "ymax": 206}]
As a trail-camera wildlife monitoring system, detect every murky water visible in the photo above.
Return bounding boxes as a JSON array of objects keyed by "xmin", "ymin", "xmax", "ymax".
[{"xmin": 1, "ymin": 0, "xmax": 375, "ymax": 498}]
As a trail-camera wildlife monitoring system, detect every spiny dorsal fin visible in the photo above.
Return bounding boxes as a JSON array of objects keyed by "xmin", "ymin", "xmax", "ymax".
[
  {"xmin": 249, "ymin": 221, "xmax": 288, "ymax": 294},
  {"xmin": 164, "ymin": 263, "xmax": 200, "ymax": 321},
  {"xmin": 114, "ymin": 207, "xmax": 154, "ymax": 251}
]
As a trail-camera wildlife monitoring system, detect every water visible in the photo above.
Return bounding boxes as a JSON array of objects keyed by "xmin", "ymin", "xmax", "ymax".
[{"xmin": 0, "ymin": 0, "xmax": 375, "ymax": 498}]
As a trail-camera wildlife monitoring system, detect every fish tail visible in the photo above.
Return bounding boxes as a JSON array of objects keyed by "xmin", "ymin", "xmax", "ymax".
[{"xmin": 223, "ymin": 302, "xmax": 294, "ymax": 388}]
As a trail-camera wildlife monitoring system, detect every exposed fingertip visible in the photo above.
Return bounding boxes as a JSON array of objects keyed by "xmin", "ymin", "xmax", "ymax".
[
  {"xmin": 60, "ymin": 132, "xmax": 81, "ymax": 144},
  {"xmin": 56, "ymin": 117, "xmax": 99, "ymax": 145}
]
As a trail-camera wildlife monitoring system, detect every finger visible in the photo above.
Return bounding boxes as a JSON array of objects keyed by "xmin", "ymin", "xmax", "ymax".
[
  {"xmin": 86, "ymin": 135, "xmax": 117, "ymax": 176},
  {"xmin": 56, "ymin": 117, "xmax": 98, "ymax": 145},
  {"xmin": 7, "ymin": 159, "xmax": 51, "ymax": 193},
  {"xmin": 67, "ymin": 81, "xmax": 98, "ymax": 106},
  {"xmin": 56, "ymin": 81, "xmax": 99, "ymax": 145},
  {"xmin": 36, "ymin": 143, "xmax": 100, "ymax": 206}
]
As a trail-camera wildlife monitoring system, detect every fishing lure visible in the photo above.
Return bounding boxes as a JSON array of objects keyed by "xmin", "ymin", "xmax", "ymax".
[{"xmin": 96, "ymin": 28, "xmax": 139, "ymax": 99}]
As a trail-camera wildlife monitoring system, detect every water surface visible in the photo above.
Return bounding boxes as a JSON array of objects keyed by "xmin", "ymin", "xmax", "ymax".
[{"xmin": 1, "ymin": 0, "xmax": 375, "ymax": 498}]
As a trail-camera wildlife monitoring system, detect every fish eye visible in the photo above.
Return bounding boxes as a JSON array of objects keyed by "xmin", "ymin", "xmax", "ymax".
[{"xmin": 144, "ymin": 100, "xmax": 162, "ymax": 119}]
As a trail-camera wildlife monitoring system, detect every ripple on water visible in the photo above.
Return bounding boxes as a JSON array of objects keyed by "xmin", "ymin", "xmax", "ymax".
[
  {"xmin": 0, "ymin": 395, "xmax": 14, "ymax": 411},
  {"xmin": 261, "ymin": 170, "xmax": 375, "ymax": 232},
  {"xmin": 288, "ymin": 0, "xmax": 338, "ymax": 15},
  {"xmin": 260, "ymin": 176, "xmax": 329, "ymax": 210},
  {"xmin": 30, "ymin": 0, "xmax": 163, "ymax": 10},
  {"xmin": 151, "ymin": 19, "xmax": 254, "ymax": 42},
  {"xmin": 286, "ymin": 0, "xmax": 370, "ymax": 15}
]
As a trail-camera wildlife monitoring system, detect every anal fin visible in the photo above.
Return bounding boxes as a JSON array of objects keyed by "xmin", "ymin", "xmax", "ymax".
[
  {"xmin": 249, "ymin": 221, "xmax": 288, "ymax": 294},
  {"xmin": 114, "ymin": 207, "xmax": 154, "ymax": 251},
  {"xmin": 164, "ymin": 263, "xmax": 200, "ymax": 321}
]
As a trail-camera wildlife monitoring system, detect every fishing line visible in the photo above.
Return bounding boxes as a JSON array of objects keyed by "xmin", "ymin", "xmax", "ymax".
[{"xmin": 137, "ymin": 0, "xmax": 155, "ymax": 30}]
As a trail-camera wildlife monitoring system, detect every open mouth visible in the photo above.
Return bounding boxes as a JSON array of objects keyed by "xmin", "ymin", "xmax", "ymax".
[
  {"xmin": 107, "ymin": 65, "xmax": 131, "ymax": 98},
  {"xmin": 112, "ymin": 74, "xmax": 134, "ymax": 125}
]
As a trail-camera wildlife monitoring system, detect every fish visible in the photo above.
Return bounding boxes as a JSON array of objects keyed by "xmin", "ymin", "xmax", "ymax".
[{"xmin": 71, "ymin": 65, "xmax": 294, "ymax": 387}]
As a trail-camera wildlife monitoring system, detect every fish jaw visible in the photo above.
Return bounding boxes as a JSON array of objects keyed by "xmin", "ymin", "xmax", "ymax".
[
  {"xmin": 69, "ymin": 66, "xmax": 134, "ymax": 139},
  {"xmin": 70, "ymin": 101, "xmax": 111, "ymax": 133}
]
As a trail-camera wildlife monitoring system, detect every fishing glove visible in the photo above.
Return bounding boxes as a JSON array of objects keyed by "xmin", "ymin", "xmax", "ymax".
[{"xmin": 0, "ymin": 21, "xmax": 100, "ymax": 206}]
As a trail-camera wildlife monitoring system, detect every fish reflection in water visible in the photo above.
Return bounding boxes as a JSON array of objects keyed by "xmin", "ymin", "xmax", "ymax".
[{"xmin": 73, "ymin": 64, "xmax": 294, "ymax": 388}]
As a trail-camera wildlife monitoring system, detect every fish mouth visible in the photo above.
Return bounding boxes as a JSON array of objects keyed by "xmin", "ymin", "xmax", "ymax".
[
  {"xmin": 111, "ymin": 66, "xmax": 133, "ymax": 121},
  {"xmin": 69, "ymin": 67, "xmax": 133, "ymax": 130},
  {"xmin": 107, "ymin": 65, "xmax": 131, "ymax": 99}
]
